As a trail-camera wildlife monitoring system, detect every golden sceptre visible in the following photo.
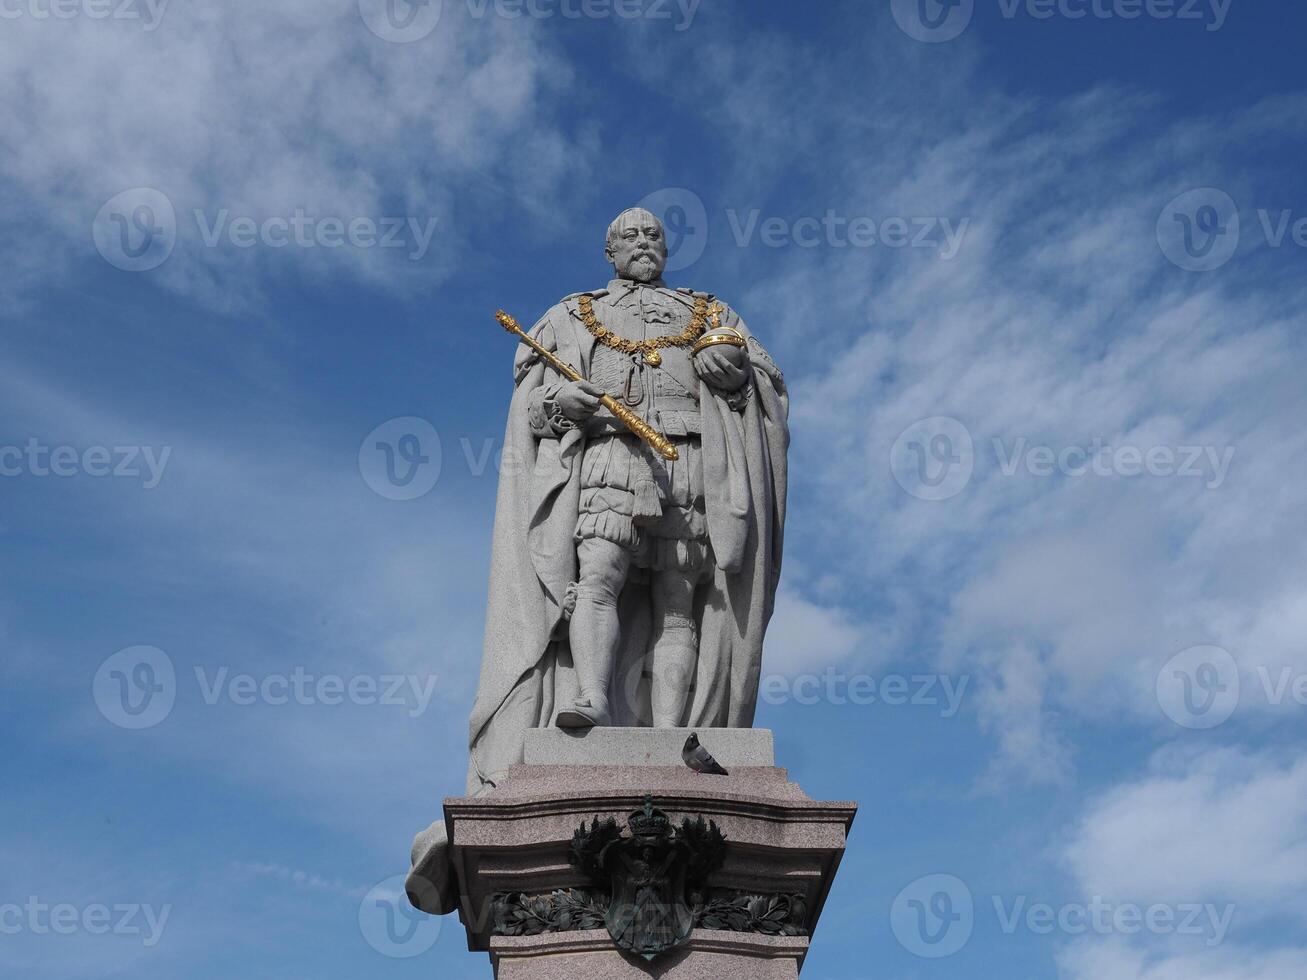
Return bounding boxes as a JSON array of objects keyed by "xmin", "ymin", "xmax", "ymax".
[{"xmin": 495, "ymin": 310, "xmax": 679, "ymax": 461}]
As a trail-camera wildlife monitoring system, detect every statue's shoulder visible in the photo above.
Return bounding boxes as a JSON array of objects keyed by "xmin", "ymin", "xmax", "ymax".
[
  {"xmin": 671, "ymin": 286, "xmax": 728, "ymax": 312},
  {"xmin": 532, "ymin": 289, "xmax": 609, "ymax": 336},
  {"xmin": 558, "ymin": 287, "xmax": 610, "ymax": 306},
  {"xmin": 674, "ymin": 286, "xmax": 715, "ymax": 301}
]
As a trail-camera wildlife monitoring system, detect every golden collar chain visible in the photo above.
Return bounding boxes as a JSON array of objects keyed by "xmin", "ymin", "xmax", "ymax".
[{"xmin": 577, "ymin": 293, "xmax": 722, "ymax": 367}]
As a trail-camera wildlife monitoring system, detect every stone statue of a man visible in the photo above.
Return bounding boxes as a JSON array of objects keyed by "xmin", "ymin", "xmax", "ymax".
[{"xmin": 466, "ymin": 207, "xmax": 788, "ymax": 795}]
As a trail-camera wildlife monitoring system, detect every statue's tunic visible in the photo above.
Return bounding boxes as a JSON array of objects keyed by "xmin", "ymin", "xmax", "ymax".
[
  {"xmin": 525, "ymin": 280, "xmax": 713, "ymax": 575},
  {"xmin": 467, "ymin": 279, "xmax": 789, "ymax": 795}
]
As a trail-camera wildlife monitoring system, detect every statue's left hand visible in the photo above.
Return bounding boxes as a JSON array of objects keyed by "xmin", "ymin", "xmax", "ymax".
[{"xmin": 694, "ymin": 343, "xmax": 749, "ymax": 391}]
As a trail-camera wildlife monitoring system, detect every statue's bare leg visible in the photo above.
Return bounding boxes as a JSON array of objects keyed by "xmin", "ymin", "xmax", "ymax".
[
  {"xmin": 558, "ymin": 536, "xmax": 631, "ymax": 729},
  {"xmin": 649, "ymin": 568, "xmax": 697, "ymax": 727}
]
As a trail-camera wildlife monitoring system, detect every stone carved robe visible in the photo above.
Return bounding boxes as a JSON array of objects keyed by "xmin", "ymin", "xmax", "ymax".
[{"xmin": 466, "ymin": 285, "xmax": 788, "ymax": 794}]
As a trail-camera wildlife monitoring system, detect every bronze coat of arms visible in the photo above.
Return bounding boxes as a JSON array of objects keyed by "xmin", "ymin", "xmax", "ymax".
[{"xmin": 570, "ymin": 797, "xmax": 726, "ymax": 961}]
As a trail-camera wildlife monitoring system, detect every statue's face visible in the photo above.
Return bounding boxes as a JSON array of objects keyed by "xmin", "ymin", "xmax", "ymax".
[{"xmin": 606, "ymin": 209, "xmax": 668, "ymax": 283}]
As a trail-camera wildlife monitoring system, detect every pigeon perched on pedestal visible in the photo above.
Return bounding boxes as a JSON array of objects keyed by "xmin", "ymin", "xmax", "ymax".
[{"xmin": 682, "ymin": 733, "xmax": 729, "ymax": 775}]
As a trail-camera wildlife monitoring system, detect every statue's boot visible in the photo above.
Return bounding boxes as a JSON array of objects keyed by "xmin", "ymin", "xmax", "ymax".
[
  {"xmin": 556, "ymin": 695, "xmax": 611, "ymax": 729},
  {"xmin": 650, "ymin": 639, "xmax": 696, "ymax": 728}
]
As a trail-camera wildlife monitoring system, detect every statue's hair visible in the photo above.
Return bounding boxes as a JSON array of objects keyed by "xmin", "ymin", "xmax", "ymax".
[{"xmin": 605, "ymin": 207, "xmax": 662, "ymax": 252}]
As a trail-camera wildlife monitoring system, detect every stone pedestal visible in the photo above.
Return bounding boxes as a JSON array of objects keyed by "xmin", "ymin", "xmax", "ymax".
[{"xmin": 436, "ymin": 728, "xmax": 856, "ymax": 978}]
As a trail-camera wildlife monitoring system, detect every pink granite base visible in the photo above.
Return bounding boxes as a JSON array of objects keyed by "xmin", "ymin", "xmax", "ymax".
[
  {"xmin": 438, "ymin": 730, "xmax": 856, "ymax": 977},
  {"xmin": 492, "ymin": 929, "xmax": 806, "ymax": 980}
]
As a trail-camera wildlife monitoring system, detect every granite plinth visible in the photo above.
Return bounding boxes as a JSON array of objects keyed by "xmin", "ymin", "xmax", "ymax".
[{"xmin": 431, "ymin": 727, "xmax": 856, "ymax": 976}]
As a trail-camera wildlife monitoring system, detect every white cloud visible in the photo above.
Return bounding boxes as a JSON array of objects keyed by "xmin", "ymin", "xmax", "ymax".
[
  {"xmin": 1063, "ymin": 747, "xmax": 1307, "ymax": 915},
  {"xmin": 626, "ymin": 13, "xmax": 1307, "ymax": 784},
  {"xmin": 0, "ymin": 1, "xmax": 584, "ymax": 308},
  {"xmin": 761, "ymin": 587, "xmax": 871, "ymax": 675},
  {"xmin": 1058, "ymin": 940, "xmax": 1307, "ymax": 980},
  {"xmin": 1049, "ymin": 747, "xmax": 1307, "ymax": 978}
]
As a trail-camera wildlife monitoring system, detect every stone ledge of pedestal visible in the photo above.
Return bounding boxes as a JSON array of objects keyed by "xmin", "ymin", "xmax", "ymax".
[
  {"xmin": 444, "ymin": 760, "xmax": 856, "ymax": 955},
  {"xmin": 522, "ymin": 727, "xmax": 777, "ymax": 768},
  {"xmin": 446, "ymin": 772, "xmax": 854, "ymax": 850},
  {"xmin": 490, "ymin": 928, "xmax": 808, "ymax": 980}
]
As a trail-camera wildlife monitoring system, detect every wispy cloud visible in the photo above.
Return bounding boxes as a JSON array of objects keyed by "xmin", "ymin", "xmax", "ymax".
[
  {"xmin": 626, "ymin": 10, "xmax": 1307, "ymax": 785},
  {"xmin": 0, "ymin": 1, "xmax": 585, "ymax": 309}
]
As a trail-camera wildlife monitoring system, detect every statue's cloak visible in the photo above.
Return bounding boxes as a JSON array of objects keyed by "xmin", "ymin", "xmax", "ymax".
[{"xmin": 467, "ymin": 292, "xmax": 788, "ymax": 794}]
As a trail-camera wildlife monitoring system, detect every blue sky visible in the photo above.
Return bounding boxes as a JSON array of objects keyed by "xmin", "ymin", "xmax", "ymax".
[{"xmin": 4, "ymin": 1, "xmax": 1307, "ymax": 977}]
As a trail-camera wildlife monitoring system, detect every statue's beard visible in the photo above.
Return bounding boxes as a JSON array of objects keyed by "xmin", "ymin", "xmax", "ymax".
[{"xmin": 623, "ymin": 252, "xmax": 663, "ymax": 282}]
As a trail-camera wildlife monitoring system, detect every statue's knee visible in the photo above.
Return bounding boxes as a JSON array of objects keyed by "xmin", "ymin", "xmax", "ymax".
[
  {"xmin": 575, "ymin": 541, "xmax": 629, "ymax": 607},
  {"xmin": 652, "ymin": 573, "xmax": 696, "ymax": 628}
]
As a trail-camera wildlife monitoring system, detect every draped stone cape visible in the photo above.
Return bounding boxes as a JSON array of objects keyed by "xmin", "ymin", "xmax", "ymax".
[{"xmin": 466, "ymin": 289, "xmax": 788, "ymax": 795}]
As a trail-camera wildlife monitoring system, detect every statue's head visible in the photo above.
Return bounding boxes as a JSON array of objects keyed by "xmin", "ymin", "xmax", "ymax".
[{"xmin": 605, "ymin": 207, "xmax": 667, "ymax": 284}]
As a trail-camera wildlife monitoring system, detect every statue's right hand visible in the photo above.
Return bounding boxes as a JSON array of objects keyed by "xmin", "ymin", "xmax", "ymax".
[{"xmin": 555, "ymin": 380, "xmax": 604, "ymax": 422}]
